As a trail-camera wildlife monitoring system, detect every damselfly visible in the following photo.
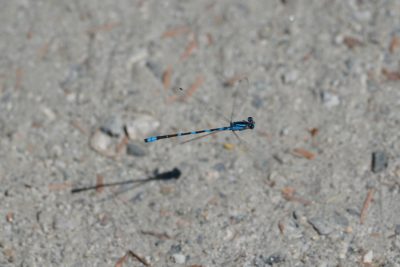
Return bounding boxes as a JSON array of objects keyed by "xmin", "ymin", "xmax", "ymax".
[{"xmin": 144, "ymin": 79, "xmax": 255, "ymax": 144}]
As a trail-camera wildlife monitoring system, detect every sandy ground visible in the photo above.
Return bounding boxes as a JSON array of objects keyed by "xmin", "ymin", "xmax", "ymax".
[{"xmin": 1, "ymin": 0, "xmax": 400, "ymax": 266}]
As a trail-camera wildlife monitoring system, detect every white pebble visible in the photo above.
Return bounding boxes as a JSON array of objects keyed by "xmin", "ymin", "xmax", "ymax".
[
  {"xmin": 171, "ymin": 254, "xmax": 186, "ymax": 264},
  {"xmin": 282, "ymin": 69, "xmax": 299, "ymax": 84},
  {"xmin": 321, "ymin": 92, "xmax": 340, "ymax": 108},
  {"xmin": 363, "ymin": 250, "xmax": 373, "ymax": 264},
  {"xmin": 90, "ymin": 130, "xmax": 114, "ymax": 156},
  {"xmin": 41, "ymin": 106, "xmax": 56, "ymax": 121},
  {"xmin": 125, "ymin": 114, "xmax": 160, "ymax": 140}
]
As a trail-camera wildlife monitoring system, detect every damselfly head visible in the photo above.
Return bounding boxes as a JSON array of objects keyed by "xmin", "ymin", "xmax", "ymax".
[{"xmin": 248, "ymin": 117, "xmax": 255, "ymax": 129}]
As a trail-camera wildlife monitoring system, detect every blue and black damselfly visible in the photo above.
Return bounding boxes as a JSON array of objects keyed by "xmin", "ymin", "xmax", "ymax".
[
  {"xmin": 144, "ymin": 116, "xmax": 255, "ymax": 143},
  {"xmin": 144, "ymin": 79, "xmax": 255, "ymax": 144}
]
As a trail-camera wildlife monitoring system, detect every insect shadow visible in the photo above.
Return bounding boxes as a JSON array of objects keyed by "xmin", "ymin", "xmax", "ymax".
[{"xmin": 71, "ymin": 168, "xmax": 181, "ymax": 194}]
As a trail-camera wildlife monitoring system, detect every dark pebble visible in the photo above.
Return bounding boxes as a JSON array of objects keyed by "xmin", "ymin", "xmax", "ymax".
[
  {"xmin": 371, "ymin": 151, "xmax": 388, "ymax": 173},
  {"xmin": 308, "ymin": 216, "xmax": 334, "ymax": 235},
  {"xmin": 169, "ymin": 244, "xmax": 182, "ymax": 254},
  {"xmin": 130, "ymin": 191, "xmax": 145, "ymax": 203},
  {"xmin": 253, "ymin": 253, "xmax": 285, "ymax": 266},
  {"xmin": 126, "ymin": 142, "xmax": 147, "ymax": 157},
  {"xmin": 196, "ymin": 235, "xmax": 204, "ymax": 244},
  {"xmin": 395, "ymin": 224, "xmax": 400, "ymax": 235},
  {"xmin": 213, "ymin": 162, "xmax": 226, "ymax": 172},
  {"xmin": 265, "ymin": 253, "xmax": 285, "ymax": 265},
  {"xmin": 146, "ymin": 60, "xmax": 163, "ymax": 79},
  {"xmin": 100, "ymin": 116, "xmax": 123, "ymax": 137}
]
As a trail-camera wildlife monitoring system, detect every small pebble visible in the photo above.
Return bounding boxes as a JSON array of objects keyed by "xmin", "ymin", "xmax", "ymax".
[
  {"xmin": 265, "ymin": 253, "xmax": 285, "ymax": 265},
  {"xmin": 394, "ymin": 224, "xmax": 400, "ymax": 235},
  {"xmin": 332, "ymin": 211, "xmax": 349, "ymax": 227},
  {"xmin": 90, "ymin": 130, "xmax": 114, "ymax": 156},
  {"xmin": 308, "ymin": 216, "xmax": 334, "ymax": 235},
  {"xmin": 367, "ymin": 79, "xmax": 379, "ymax": 92},
  {"xmin": 41, "ymin": 106, "xmax": 56, "ymax": 121},
  {"xmin": 282, "ymin": 69, "xmax": 299, "ymax": 84},
  {"xmin": 253, "ymin": 255, "xmax": 266, "ymax": 267},
  {"xmin": 196, "ymin": 235, "xmax": 204, "ymax": 244},
  {"xmin": 52, "ymin": 214, "xmax": 77, "ymax": 231},
  {"xmin": 169, "ymin": 244, "xmax": 182, "ymax": 254},
  {"xmin": 223, "ymin": 143, "xmax": 235, "ymax": 150},
  {"xmin": 125, "ymin": 115, "xmax": 160, "ymax": 140},
  {"xmin": 50, "ymin": 145, "xmax": 63, "ymax": 158},
  {"xmin": 100, "ymin": 116, "xmax": 123, "ymax": 137},
  {"xmin": 321, "ymin": 91, "xmax": 340, "ymax": 108},
  {"xmin": 293, "ymin": 210, "xmax": 307, "ymax": 223},
  {"xmin": 346, "ymin": 207, "xmax": 360, "ymax": 217},
  {"xmin": 254, "ymin": 80, "xmax": 268, "ymax": 91},
  {"xmin": 280, "ymin": 218, "xmax": 303, "ymax": 239},
  {"xmin": 252, "ymin": 95, "xmax": 263, "ymax": 109},
  {"xmin": 371, "ymin": 151, "xmax": 388, "ymax": 173},
  {"xmin": 146, "ymin": 60, "xmax": 163, "ymax": 79},
  {"xmin": 213, "ymin": 162, "xmax": 226, "ymax": 172},
  {"xmin": 126, "ymin": 142, "xmax": 147, "ymax": 157},
  {"xmin": 126, "ymin": 49, "xmax": 148, "ymax": 67},
  {"xmin": 280, "ymin": 127, "xmax": 289, "ymax": 136},
  {"xmin": 258, "ymin": 25, "xmax": 272, "ymax": 40},
  {"xmin": 363, "ymin": 250, "xmax": 373, "ymax": 264},
  {"xmin": 253, "ymin": 253, "xmax": 285, "ymax": 266},
  {"xmin": 130, "ymin": 191, "xmax": 145, "ymax": 203},
  {"xmin": 171, "ymin": 254, "xmax": 186, "ymax": 264}
]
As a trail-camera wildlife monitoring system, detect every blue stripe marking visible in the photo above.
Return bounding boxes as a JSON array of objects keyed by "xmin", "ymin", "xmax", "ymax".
[
  {"xmin": 232, "ymin": 125, "xmax": 245, "ymax": 131},
  {"xmin": 205, "ymin": 129, "xmax": 211, "ymax": 133},
  {"xmin": 191, "ymin": 131, "xmax": 196, "ymax": 134},
  {"xmin": 146, "ymin": 136, "xmax": 157, "ymax": 142}
]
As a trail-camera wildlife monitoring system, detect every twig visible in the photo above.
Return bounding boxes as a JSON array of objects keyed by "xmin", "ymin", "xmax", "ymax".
[
  {"xmin": 292, "ymin": 148, "xmax": 315, "ymax": 160},
  {"xmin": 360, "ymin": 188, "xmax": 374, "ymax": 224},
  {"xmin": 223, "ymin": 74, "xmax": 247, "ymax": 87},
  {"xmin": 115, "ymin": 250, "xmax": 150, "ymax": 267},
  {"xmin": 389, "ymin": 36, "xmax": 400, "ymax": 53},
  {"xmin": 15, "ymin": 67, "xmax": 22, "ymax": 90},
  {"xmin": 162, "ymin": 65, "xmax": 173, "ymax": 90},
  {"xmin": 70, "ymin": 120, "xmax": 90, "ymax": 136},
  {"xmin": 127, "ymin": 250, "xmax": 151, "ymax": 266},
  {"xmin": 38, "ymin": 40, "xmax": 51, "ymax": 59},
  {"xmin": 115, "ymin": 135, "xmax": 129, "ymax": 154},
  {"xmin": 87, "ymin": 22, "xmax": 120, "ymax": 35},
  {"xmin": 114, "ymin": 253, "xmax": 129, "ymax": 267},
  {"xmin": 281, "ymin": 186, "xmax": 311, "ymax": 206},
  {"xmin": 162, "ymin": 26, "xmax": 190, "ymax": 38},
  {"xmin": 182, "ymin": 75, "xmax": 204, "ymax": 101},
  {"xmin": 140, "ymin": 230, "xmax": 172, "ymax": 240},
  {"xmin": 48, "ymin": 182, "xmax": 71, "ymax": 191},
  {"xmin": 180, "ymin": 38, "xmax": 197, "ymax": 61},
  {"xmin": 278, "ymin": 221, "xmax": 285, "ymax": 234}
]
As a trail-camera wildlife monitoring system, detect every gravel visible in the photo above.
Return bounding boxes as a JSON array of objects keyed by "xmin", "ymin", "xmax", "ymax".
[{"xmin": 1, "ymin": 1, "xmax": 400, "ymax": 266}]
